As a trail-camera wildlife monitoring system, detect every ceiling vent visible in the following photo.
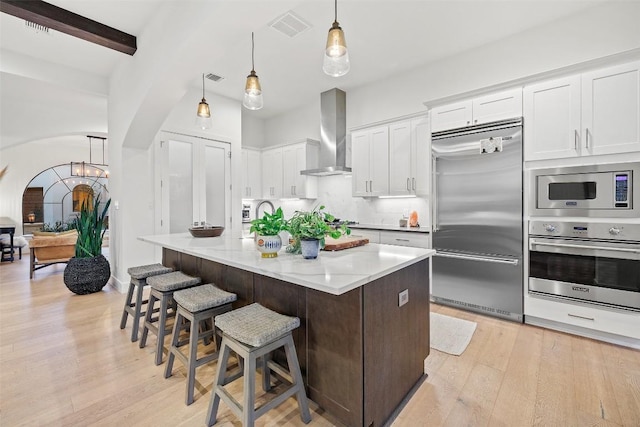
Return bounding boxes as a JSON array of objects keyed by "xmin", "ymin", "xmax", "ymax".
[
  {"xmin": 24, "ymin": 20, "xmax": 50, "ymax": 35},
  {"xmin": 205, "ymin": 73, "xmax": 224, "ymax": 82},
  {"xmin": 269, "ymin": 11, "xmax": 311, "ymax": 38}
]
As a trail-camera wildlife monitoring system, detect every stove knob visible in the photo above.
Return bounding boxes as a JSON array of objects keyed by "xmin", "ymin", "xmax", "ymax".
[
  {"xmin": 544, "ymin": 224, "xmax": 556, "ymax": 233},
  {"xmin": 609, "ymin": 227, "xmax": 621, "ymax": 236}
]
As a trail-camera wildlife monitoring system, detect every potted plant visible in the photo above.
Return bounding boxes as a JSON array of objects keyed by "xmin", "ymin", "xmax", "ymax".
[
  {"xmin": 63, "ymin": 196, "xmax": 111, "ymax": 294},
  {"xmin": 250, "ymin": 207, "xmax": 286, "ymax": 258},
  {"xmin": 286, "ymin": 205, "xmax": 350, "ymax": 259}
]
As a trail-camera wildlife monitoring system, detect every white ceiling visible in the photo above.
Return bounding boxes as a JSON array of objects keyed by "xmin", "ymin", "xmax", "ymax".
[{"xmin": 0, "ymin": 0, "xmax": 608, "ymax": 148}]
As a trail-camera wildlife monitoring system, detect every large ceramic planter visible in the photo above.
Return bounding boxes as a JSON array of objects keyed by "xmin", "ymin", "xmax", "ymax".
[
  {"xmin": 63, "ymin": 254, "xmax": 111, "ymax": 295},
  {"xmin": 300, "ymin": 238, "xmax": 321, "ymax": 259},
  {"xmin": 256, "ymin": 234, "xmax": 282, "ymax": 258}
]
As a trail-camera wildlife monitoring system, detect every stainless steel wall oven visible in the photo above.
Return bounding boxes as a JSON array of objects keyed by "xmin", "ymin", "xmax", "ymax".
[{"xmin": 529, "ymin": 220, "xmax": 640, "ymax": 311}]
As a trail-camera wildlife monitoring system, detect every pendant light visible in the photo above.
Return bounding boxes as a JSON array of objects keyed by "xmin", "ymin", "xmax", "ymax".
[
  {"xmin": 196, "ymin": 73, "xmax": 212, "ymax": 129},
  {"xmin": 243, "ymin": 32, "xmax": 263, "ymax": 110},
  {"xmin": 323, "ymin": 0, "xmax": 350, "ymax": 77}
]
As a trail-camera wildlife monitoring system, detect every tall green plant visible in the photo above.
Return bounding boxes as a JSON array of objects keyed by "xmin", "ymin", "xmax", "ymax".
[{"xmin": 73, "ymin": 196, "xmax": 111, "ymax": 258}]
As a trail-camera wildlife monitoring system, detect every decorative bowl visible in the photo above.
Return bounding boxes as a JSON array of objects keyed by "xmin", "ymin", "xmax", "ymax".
[{"xmin": 188, "ymin": 226, "xmax": 224, "ymax": 238}]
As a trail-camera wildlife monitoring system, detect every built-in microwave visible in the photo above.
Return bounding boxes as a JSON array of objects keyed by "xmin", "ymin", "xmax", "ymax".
[{"xmin": 531, "ymin": 163, "xmax": 639, "ymax": 217}]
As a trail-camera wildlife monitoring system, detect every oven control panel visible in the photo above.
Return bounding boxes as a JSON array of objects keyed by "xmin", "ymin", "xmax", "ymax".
[{"xmin": 529, "ymin": 220, "xmax": 640, "ymax": 241}]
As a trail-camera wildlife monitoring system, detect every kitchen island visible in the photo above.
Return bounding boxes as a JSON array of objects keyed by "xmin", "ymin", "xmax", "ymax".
[{"xmin": 139, "ymin": 233, "xmax": 435, "ymax": 426}]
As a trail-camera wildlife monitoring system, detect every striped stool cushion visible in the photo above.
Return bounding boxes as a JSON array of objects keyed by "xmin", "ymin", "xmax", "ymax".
[
  {"xmin": 174, "ymin": 284, "xmax": 237, "ymax": 312},
  {"xmin": 147, "ymin": 271, "xmax": 200, "ymax": 292},
  {"xmin": 215, "ymin": 303, "xmax": 300, "ymax": 347},
  {"xmin": 127, "ymin": 263, "xmax": 173, "ymax": 280}
]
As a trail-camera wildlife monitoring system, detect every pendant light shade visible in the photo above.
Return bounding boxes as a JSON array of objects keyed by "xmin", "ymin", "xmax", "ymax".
[
  {"xmin": 196, "ymin": 73, "xmax": 212, "ymax": 129},
  {"xmin": 243, "ymin": 32, "xmax": 263, "ymax": 110},
  {"xmin": 323, "ymin": 0, "xmax": 349, "ymax": 77}
]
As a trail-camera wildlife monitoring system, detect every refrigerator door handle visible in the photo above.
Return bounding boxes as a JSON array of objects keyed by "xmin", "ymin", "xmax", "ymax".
[
  {"xmin": 435, "ymin": 250, "xmax": 520, "ymax": 266},
  {"xmin": 432, "ymin": 156, "xmax": 438, "ymax": 231}
]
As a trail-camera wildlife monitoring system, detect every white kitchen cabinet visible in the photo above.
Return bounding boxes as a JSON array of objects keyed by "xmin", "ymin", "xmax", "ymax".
[
  {"xmin": 524, "ymin": 61, "xmax": 640, "ymax": 161},
  {"xmin": 282, "ymin": 141, "xmax": 318, "ymax": 199},
  {"xmin": 261, "ymin": 147, "xmax": 283, "ymax": 199},
  {"xmin": 352, "ymin": 126, "xmax": 389, "ymax": 197},
  {"xmin": 582, "ymin": 61, "xmax": 640, "ymax": 156},
  {"xmin": 524, "ymin": 76, "xmax": 582, "ymax": 160},
  {"xmin": 431, "ymin": 88, "xmax": 522, "ymax": 133},
  {"xmin": 350, "ymin": 229, "xmax": 380, "ymax": 244},
  {"xmin": 525, "ymin": 294, "xmax": 640, "ymax": 341},
  {"xmin": 389, "ymin": 117, "xmax": 430, "ymax": 196},
  {"xmin": 241, "ymin": 148, "xmax": 261, "ymax": 199},
  {"xmin": 379, "ymin": 231, "xmax": 431, "ymax": 248}
]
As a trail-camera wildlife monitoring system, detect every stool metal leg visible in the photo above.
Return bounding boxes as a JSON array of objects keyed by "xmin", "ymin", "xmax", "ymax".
[
  {"xmin": 155, "ymin": 293, "xmax": 170, "ymax": 365},
  {"xmin": 130, "ymin": 281, "xmax": 146, "ymax": 342},
  {"xmin": 139, "ymin": 292, "xmax": 157, "ymax": 349},
  {"xmin": 164, "ymin": 312, "xmax": 185, "ymax": 380},
  {"xmin": 284, "ymin": 335, "xmax": 312, "ymax": 423},
  {"xmin": 185, "ymin": 312, "xmax": 200, "ymax": 405},
  {"xmin": 119, "ymin": 282, "xmax": 135, "ymax": 330},
  {"xmin": 206, "ymin": 340, "xmax": 232, "ymax": 426}
]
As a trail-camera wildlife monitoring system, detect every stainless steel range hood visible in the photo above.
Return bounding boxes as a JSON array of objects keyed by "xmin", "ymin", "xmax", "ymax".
[{"xmin": 301, "ymin": 88, "xmax": 351, "ymax": 176}]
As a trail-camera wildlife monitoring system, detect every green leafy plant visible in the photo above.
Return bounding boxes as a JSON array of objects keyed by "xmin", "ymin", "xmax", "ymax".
[
  {"xmin": 285, "ymin": 205, "xmax": 350, "ymax": 253},
  {"xmin": 73, "ymin": 196, "xmax": 111, "ymax": 258},
  {"xmin": 250, "ymin": 207, "xmax": 286, "ymax": 236}
]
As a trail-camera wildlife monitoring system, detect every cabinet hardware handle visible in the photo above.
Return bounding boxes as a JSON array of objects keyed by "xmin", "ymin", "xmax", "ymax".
[
  {"xmin": 370, "ymin": 180, "xmax": 373, "ymax": 193},
  {"xmin": 568, "ymin": 313, "xmax": 595, "ymax": 321},
  {"xmin": 585, "ymin": 128, "xmax": 590, "ymax": 149},
  {"xmin": 412, "ymin": 178, "xmax": 416, "ymax": 191},
  {"xmin": 407, "ymin": 178, "xmax": 410, "ymax": 191},
  {"xmin": 574, "ymin": 129, "xmax": 579, "ymax": 150},
  {"xmin": 466, "ymin": 121, "xmax": 470, "ymax": 125},
  {"xmin": 474, "ymin": 119, "xmax": 478, "ymax": 124},
  {"xmin": 293, "ymin": 185, "xmax": 296, "ymax": 195},
  {"xmin": 395, "ymin": 238, "xmax": 410, "ymax": 242}
]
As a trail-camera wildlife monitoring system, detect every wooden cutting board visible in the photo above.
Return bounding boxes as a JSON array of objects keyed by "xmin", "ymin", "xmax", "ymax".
[{"xmin": 323, "ymin": 235, "xmax": 369, "ymax": 251}]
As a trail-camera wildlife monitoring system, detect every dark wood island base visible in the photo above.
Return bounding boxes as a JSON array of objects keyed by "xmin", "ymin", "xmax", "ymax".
[{"xmin": 163, "ymin": 248, "xmax": 430, "ymax": 427}]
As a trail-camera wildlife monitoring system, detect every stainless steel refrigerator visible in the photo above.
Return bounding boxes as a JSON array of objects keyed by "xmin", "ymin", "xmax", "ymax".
[{"xmin": 431, "ymin": 118, "xmax": 523, "ymax": 322}]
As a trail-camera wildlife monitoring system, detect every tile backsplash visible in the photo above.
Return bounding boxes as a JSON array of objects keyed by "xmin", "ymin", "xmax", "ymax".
[{"xmin": 247, "ymin": 175, "xmax": 430, "ymax": 229}]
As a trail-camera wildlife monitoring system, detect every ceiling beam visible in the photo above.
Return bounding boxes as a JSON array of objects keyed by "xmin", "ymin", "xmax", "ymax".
[{"xmin": 0, "ymin": 0, "xmax": 137, "ymax": 55}]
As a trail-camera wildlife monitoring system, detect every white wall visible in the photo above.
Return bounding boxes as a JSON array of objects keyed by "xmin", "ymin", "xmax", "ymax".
[{"xmin": 242, "ymin": 113, "xmax": 266, "ymax": 149}]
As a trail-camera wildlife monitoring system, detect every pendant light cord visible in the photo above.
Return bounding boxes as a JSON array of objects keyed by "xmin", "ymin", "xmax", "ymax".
[
  {"xmin": 334, "ymin": 0, "xmax": 337, "ymax": 22},
  {"xmin": 202, "ymin": 73, "xmax": 205, "ymax": 98},
  {"xmin": 251, "ymin": 32, "xmax": 255, "ymax": 72}
]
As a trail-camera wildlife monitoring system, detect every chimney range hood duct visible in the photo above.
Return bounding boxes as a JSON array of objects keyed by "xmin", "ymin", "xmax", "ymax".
[{"xmin": 301, "ymin": 88, "xmax": 351, "ymax": 176}]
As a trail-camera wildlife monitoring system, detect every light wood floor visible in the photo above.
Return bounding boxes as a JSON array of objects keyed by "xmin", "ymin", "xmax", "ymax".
[{"xmin": 1, "ymin": 258, "xmax": 639, "ymax": 426}]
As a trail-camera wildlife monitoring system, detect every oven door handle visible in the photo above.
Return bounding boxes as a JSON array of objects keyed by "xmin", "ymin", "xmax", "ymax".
[
  {"xmin": 435, "ymin": 251, "xmax": 520, "ymax": 266},
  {"xmin": 530, "ymin": 241, "xmax": 640, "ymax": 255}
]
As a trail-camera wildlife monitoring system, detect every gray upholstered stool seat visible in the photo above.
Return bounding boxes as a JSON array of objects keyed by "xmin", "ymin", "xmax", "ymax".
[
  {"xmin": 120, "ymin": 263, "xmax": 173, "ymax": 342},
  {"xmin": 165, "ymin": 284, "xmax": 237, "ymax": 405},
  {"xmin": 206, "ymin": 303, "xmax": 311, "ymax": 427},
  {"xmin": 139, "ymin": 271, "xmax": 201, "ymax": 365}
]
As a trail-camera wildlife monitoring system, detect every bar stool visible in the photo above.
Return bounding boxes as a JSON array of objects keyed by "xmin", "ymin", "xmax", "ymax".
[
  {"xmin": 120, "ymin": 263, "xmax": 173, "ymax": 342},
  {"xmin": 139, "ymin": 271, "xmax": 201, "ymax": 365},
  {"xmin": 164, "ymin": 284, "xmax": 237, "ymax": 405},
  {"xmin": 205, "ymin": 303, "xmax": 311, "ymax": 427}
]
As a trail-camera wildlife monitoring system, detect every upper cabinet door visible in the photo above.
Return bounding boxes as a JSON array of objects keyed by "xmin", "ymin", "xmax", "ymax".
[
  {"xmin": 411, "ymin": 116, "xmax": 430, "ymax": 197},
  {"xmin": 430, "ymin": 101, "xmax": 472, "ymax": 132},
  {"xmin": 582, "ymin": 61, "xmax": 640, "ymax": 156},
  {"xmin": 261, "ymin": 148, "xmax": 283, "ymax": 199},
  {"xmin": 351, "ymin": 130, "xmax": 371, "ymax": 196},
  {"xmin": 388, "ymin": 120, "xmax": 412, "ymax": 196},
  {"xmin": 472, "ymin": 89, "xmax": 523, "ymax": 125},
  {"xmin": 369, "ymin": 126, "xmax": 390, "ymax": 196},
  {"xmin": 524, "ymin": 76, "xmax": 582, "ymax": 161}
]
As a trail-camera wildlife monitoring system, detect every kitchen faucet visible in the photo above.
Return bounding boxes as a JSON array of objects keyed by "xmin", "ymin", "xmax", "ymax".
[{"xmin": 255, "ymin": 200, "xmax": 275, "ymax": 219}]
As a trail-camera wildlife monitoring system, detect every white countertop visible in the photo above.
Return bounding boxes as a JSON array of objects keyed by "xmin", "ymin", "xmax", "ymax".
[{"xmin": 139, "ymin": 233, "xmax": 435, "ymax": 296}]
